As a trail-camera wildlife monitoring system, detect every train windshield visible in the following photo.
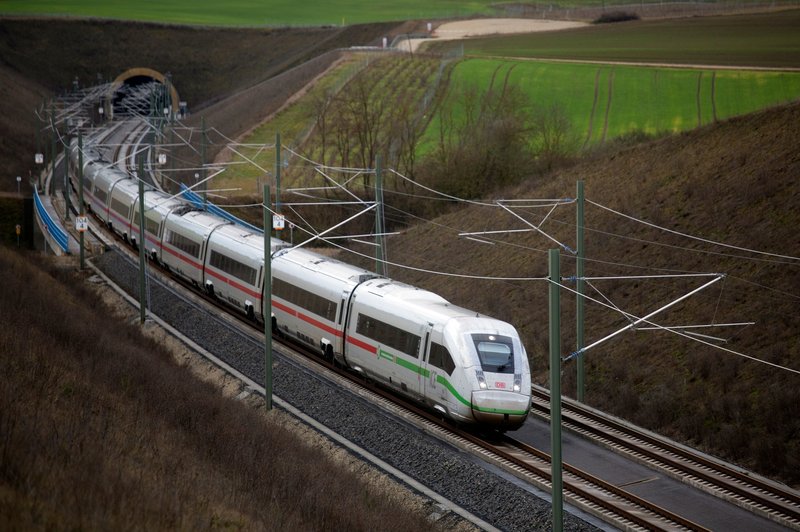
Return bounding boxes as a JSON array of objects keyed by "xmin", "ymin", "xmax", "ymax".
[{"xmin": 472, "ymin": 334, "xmax": 514, "ymax": 374}]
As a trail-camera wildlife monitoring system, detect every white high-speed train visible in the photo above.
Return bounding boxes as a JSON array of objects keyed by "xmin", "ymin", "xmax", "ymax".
[{"xmin": 69, "ymin": 134, "xmax": 532, "ymax": 430}]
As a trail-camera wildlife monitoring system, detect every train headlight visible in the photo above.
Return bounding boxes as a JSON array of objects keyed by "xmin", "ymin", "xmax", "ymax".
[
  {"xmin": 476, "ymin": 370, "xmax": 488, "ymax": 389},
  {"xmin": 513, "ymin": 373, "xmax": 522, "ymax": 393}
]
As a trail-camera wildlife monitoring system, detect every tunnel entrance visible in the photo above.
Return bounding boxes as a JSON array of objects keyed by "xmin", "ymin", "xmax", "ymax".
[{"xmin": 109, "ymin": 67, "xmax": 181, "ymax": 118}]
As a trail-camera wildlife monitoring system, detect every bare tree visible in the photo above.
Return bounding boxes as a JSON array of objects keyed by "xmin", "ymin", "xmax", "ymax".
[
  {"xmin": 425, "ymin": 81, "xmax": 536, "ymax": 198},
  {"xmin": 532, "ymin": 103, "xmax": 578, "ymax": 171}
]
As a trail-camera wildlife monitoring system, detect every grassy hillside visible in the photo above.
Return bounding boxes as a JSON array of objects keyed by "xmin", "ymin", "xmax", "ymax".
[
  {"xmin": 333, "ymin": 101, "xmax": 800, "ymax": 485},
  {"xmin": 0, "ymin": 63, "xmax": 49, "ymax": 192},
  {"xmin": 0, "ymin": 248, "xmax": 437, "ymax": 529}
]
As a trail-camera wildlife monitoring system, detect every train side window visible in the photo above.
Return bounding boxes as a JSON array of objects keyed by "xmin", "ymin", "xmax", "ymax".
[
  {"xmin": 145, "ymin": 214, "xmax": 160, "ymax": 235},
  {"xmin": 273, "ymin": 277, "xmax": 337, "ymax": 322},
  {"xmin": 429, "ymin": 342, "xmax": 455, "ymax": 376},
  {"xmin": 356, "ymin": 313, "xmax": 421, "ymax": 359},
  {"xmin": 210, "ymin": 250, "xmax": 257, "ymax": 285},
  {"xmin": 166, "ymin": 231, "xmax": 200, "ymax": 258},
  {"xmin": 111, "ymin": 197, "xmax": 129, "ymax": 218}
]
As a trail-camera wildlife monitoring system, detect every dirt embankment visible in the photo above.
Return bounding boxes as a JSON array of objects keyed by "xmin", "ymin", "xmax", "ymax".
[
  {"xmin": 0, "ymin": 17, "xmax": 398, "ymax": 193},
  {"xmin": 339, "ymin": 100, "xmax": 800, "ymax": 485}
]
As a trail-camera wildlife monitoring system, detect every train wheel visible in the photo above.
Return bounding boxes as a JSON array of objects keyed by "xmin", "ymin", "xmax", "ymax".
[{"xmin": 246, "ymin": 306, "xmax": 255, "ymax": 322}]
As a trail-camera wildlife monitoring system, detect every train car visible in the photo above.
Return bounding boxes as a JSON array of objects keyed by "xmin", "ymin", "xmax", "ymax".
[
  {"xmin": 68, "ymin": 138, "xmax": 107, "ymax": 213},
  {"xmin": 270, "ymin": 247, "xmax": 531, "ymax": 430},
  {"xmin": 271, "ymin": 247, "xmax": 379, "ymax": 361},
  {"xmin": 161, "ymin": 209, "xmax": 230, "ymax": 288},
  {"xmin": 90, "ymin": 167, "xmax": 130, "ymax": 225},
  {"xmin": 106, "ymin": 179, "xmax": 141, "ymax": 242},
  {"xmin": 204, "ymin": 225, "xmax": 290, "ymax": 320},
  {"xmin": 131, "ymin": 190, "xmax": 190, "ymax": 262},
  {"xmin": 67, "ymin": 126, "xmax": 532, "ymax": 431},
  {"xmin": 344, "ymin": 279, "xmax": 531, "ymax": 430}
]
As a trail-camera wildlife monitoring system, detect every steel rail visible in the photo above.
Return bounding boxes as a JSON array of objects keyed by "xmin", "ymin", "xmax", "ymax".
[{"xmin": 531, "ymin": 388, "xmax": 800, "ymax": 529}]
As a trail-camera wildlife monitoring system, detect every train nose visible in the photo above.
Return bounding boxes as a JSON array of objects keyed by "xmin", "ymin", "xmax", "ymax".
[{"xmin": 471, "ymin": 390, "xmax": 530, "ymax": 429}]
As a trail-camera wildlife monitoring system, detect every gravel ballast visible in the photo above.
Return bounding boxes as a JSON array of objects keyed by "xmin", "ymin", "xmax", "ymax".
[{"xmin": 94, "ymin": 247, "xmax": 599, "ymax": 532}]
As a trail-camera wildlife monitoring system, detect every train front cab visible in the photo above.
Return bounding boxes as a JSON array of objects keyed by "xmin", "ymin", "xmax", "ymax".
[{"xmin": 436, "ymin": 319, "xmax": 531, "ymax": 431}]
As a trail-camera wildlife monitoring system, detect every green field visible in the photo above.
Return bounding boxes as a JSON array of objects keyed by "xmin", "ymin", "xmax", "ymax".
[
  {"xmin": 4, "ymin": 0, "xmax": 793, "ymax": 26},
  {"xmin": 429, "ymin": 10, "xmax": 800, "ymax": 68},
  {"xmin": 425, "ymin": 59, "xmax": 800, "ymax": 147},
  {"xmin": 0, "ymin": 0, "xmax": 497, "ymax": 26}
]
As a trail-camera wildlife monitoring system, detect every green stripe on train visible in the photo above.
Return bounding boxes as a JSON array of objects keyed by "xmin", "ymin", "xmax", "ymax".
[{"xmin": 378, "ymin": 349, "xmax": 528, "ymax": 416}]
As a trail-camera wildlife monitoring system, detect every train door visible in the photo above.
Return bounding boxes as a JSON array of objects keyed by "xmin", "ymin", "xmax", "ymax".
[
  {"xmin": 419, "ymin": 324, "xmax": 432, "ymax": 396},
  {"xmin": 334, "ymin": 290, "xmax": 349, "ymax": 360},
  {"xmin": 424, "ymin": 326, "xmax": 447, "ymax": 403}
]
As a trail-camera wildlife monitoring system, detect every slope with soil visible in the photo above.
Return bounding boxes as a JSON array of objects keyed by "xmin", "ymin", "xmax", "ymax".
[
  {"xmin": 335, "ymin": 102, "xmax": 800, "ymax": 485},
  {"xmin": 0, "ymin": 17, "xmax": 398, "ymax": 192}
]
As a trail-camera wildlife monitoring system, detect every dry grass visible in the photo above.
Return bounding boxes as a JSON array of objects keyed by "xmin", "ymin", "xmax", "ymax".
[{"xmin": 0, "ymin": 247, "xmax": 437, "ymax": 530}]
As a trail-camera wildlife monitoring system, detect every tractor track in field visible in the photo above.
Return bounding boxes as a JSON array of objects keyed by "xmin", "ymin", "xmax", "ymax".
[
  {"xmin": 480, "ymin": 54, "xmax": 800, "ymax": 73},
  {"xmin": 711, "ymin": 71, "xmax": 718, "ymax": 122},
  {"xmin": 601, "ymin": 69, "xmax": 614, "ymax": 144},
  {"xmin": 696, "ymin": 71, "xmax": 704, "ymax": 127},
  {"xmin": 583, "ymin": 68, "xmax": 602, "ymax": 149}
]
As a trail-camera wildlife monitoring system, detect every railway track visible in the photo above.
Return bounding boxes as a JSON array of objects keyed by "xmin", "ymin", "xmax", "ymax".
[
  {"xmin": 85, "ymin": 204, "xmax": 707, "ymax": 530},
  {"xmin": 530, "ymin": 387, "xmax": 800, "ymax": 530},
  {"xmin": 330, "ymin": 377, "xmax": 710, "ymax": 530},
  {"xmin": 68, "ymin": 118, "xmax": 798, "ymax": 532}
]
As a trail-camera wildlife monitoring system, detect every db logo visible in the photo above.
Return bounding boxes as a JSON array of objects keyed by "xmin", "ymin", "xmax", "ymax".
[{"xmin": 495, "ymin": 382, "xmax": 506, "ymax": 389}]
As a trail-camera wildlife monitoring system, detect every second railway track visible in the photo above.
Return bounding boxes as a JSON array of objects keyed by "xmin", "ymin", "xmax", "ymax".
[{"xmin": 529, "ymin": 387, "xmax": 800, "ymax": 530}]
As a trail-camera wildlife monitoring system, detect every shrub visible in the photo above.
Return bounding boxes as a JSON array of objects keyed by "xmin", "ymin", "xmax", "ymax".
[{"xmin": 593, "ymin": 11, "xmax": 640, "ymax": 24}]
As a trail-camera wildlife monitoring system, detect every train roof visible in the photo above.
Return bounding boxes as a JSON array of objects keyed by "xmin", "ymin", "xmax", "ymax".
[
  {"xmin": 141, "ymin": 190, "xmax": 190, "ymax": 217},
  {"xmin": 93, "ymin": 166, "xmax": 129, "ymax": 186},
  {"xmin": 212, "ymin": 224, "xmax": 265, "ymax": 249},
  {"xmin": 174, "ymin": 209, "xmax": 230, "ymax": 229},
  {"xmin": 274, "ymin": 246, "xmax": 379, "ymax": 285},
  {"xmin": 357, "ymin": 277, "xmax": 492, "ymax": 324}
]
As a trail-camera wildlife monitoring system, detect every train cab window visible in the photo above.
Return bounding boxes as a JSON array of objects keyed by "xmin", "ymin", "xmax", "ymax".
[
  {"xmin": 472, "ymin": 334, "xmax": 514, "ymax": 374},
  {"xmin": 95, "ymin": 188, "xmax": 108, "ymax": 205},
  {"xmin": 428, "ymin": 342, "xmax": 455, "ymax": 376}
]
